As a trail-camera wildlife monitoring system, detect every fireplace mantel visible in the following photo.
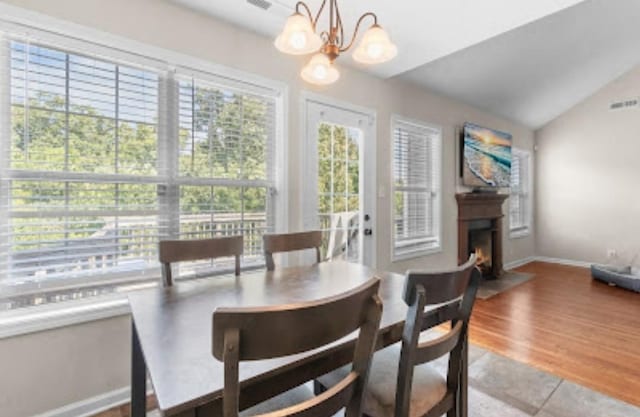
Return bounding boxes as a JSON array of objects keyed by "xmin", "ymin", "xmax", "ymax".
[{"xmin": 456, "ymin": 193, "xmax": 509, "ymax": 278}]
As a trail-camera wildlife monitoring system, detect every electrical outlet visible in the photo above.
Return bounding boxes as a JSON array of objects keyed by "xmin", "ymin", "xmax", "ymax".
[{"xmin": 607, "ymin": 249, "xmax": 617, "ymax": 259}]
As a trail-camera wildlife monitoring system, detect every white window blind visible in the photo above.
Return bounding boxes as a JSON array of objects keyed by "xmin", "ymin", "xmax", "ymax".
[
  {"xmin": 173, "ymin": 74, "xmax": 276, "ymax": 276},
  {"xmin": 2, "ymin": 38, "xmax": 163, "ymax": 286},
  {"xmin": 510, "ymin": 148, "xmax": 531, "ymax": 236},
  {"xmin": 392, "ymin": 117, "xmax": 442, "ymax": 260},
  {"xmin": 0, "ymin": 32, "xmax": 279, "ymax": 292}
]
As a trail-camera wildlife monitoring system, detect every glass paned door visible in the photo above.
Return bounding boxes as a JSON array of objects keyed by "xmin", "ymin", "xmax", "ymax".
[
  {"xmin": 303, "ymin": 99, "xmax": 375, "ymax": 267},
  {"xmin": 318, "ymin": 122, "xmax": 361, "ymax": 262}
]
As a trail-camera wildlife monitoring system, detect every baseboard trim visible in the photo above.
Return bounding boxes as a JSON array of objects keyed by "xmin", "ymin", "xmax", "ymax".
[
  {"xmin": 32, "ymin": 382, "xmax": 153, "ymax": 417},
  {"xmin": 504, "ymin": 257, "xmax": 536, "ymax": 270},
  {"xmin": 534, "ymin": 256, "xmax": 592, "ymax": 268},
  {"xmin": 32, "ymin": 386, "xmax": 130, "ymax": 417},
  {"xmin": 504, "ymin": 256, "xmax": 593, "ymax": 271}
]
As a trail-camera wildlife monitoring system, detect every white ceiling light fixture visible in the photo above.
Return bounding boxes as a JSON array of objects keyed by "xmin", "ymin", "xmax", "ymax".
[
  {"xmin": 301, "ymin": 52, "xmax": 340, "ymax": 85},
  {"xmin": 274, "ymin": 12, "xmax": 323, "ymax": 54},
  {"xmin": 275, "ymin": 0, "xmax": 397, "ymax": 85},
  {"xmin": 352, "ymin": 25, "xmax": 398, "ymax": 65}
]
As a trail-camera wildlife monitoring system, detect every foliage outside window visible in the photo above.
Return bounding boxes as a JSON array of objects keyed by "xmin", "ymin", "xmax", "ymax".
[
  {"xmin": 316, "ymin": 122, "xmax": 361, "ymax": 261},
  {"xmin": 0, "ymin": 39, "xmax": 277, "ymax": 293},
  {"xmin": 175, "ymin": 77, "xmax": 275, "ymax": 276},
  {"xmin": 391, "ymin": 117, "xmax": 442, "ymax": 260}
]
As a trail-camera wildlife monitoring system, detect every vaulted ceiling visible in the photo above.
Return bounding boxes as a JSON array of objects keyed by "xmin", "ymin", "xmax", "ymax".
[{"xmin": 169, "ymin": 0, "xmax": 640, "ymax": 129}]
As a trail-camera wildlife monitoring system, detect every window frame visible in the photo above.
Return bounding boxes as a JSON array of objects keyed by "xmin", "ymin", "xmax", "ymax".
[
  {"xmin": 0, "ymin": 22, "xmax": 287, "ymax": 299},
  {"xmin": 390, "ymin": 115, "xmax": 443, "ymax": 261},
  {"xmin": 509, "ymin": 147, "xmax": 532, "ymax": 239}
]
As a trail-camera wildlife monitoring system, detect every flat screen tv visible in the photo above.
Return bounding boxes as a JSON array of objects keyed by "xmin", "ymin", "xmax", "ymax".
[{"xmin": 461, "ymin": 122, "xmax": 512, "ymax": 188}]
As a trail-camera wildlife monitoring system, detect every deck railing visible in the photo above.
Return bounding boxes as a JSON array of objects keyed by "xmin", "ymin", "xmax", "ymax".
[{"xmin": 8, "ymin": 213, "xmax": 268, "ymax": 281}]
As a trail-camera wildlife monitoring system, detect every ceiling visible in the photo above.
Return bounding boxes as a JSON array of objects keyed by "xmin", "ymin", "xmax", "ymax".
[
  {"xmin": 400, "ymin": 0, "xmax": 640, "ymax": 128},
  {"xmin": 169, "ymin": 0, "xmax": 640, "ymax": 129}
]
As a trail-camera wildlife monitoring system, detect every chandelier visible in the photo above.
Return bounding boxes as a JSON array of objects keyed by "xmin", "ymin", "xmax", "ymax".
[{"xmin": 275, "ymin": 0, "xmax": 398, "ymax": 85}]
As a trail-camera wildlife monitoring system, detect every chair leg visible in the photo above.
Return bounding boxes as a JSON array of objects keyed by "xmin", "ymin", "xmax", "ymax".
[{"xmin": 447, "ymin": 381, "xmax": 461, "ymax": 417}]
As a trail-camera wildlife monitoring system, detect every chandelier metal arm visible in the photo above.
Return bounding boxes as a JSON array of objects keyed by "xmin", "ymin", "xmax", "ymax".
[
  {"xmin": 314, "ymin": 0, "xmax": 328, "ymax": 27},
  {"xmin": 295, "ymin": 0, "xmax": 328, "ymax": 30},
  {"xmin": 335, "ymin": 0, "xmax": 344, "ymax": 48},
  {"xmin": 339, "ymin": 12, "xmax": 378, "ymax": 53},
  {"xmin": 295, "ymin": 1, "xmax": 315, "ymax": 26}
]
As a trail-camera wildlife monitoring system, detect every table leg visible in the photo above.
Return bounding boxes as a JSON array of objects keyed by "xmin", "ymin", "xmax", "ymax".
[{"xmin": 132, "ymin": 321, "xmax": 147, "ymax": 417}]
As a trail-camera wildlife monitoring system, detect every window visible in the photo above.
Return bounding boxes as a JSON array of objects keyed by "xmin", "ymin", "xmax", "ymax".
[
  {"xmin": 0, "ymin": 33, "xmax": 279, "ymax": 296},
  {"xmin": 509, "ymin": 148, "xmax": 531, "ymax": 237},
  {"xmin": 391, "ymin": 117, "xmax": 442, "ymax": 260},
  {"xmin": 174, "ymin": 75, "xmax": 276, "ymax": 275}
]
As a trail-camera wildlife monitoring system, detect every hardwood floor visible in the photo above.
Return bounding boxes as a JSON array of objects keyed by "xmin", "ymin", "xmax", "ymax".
[
  {"xmin": 93, "ymin": 261, "xmax": 640, "ymax": 416},
  {"xmin": 469, "ymin": 261, "xmax": 640, "ymax": 407}
]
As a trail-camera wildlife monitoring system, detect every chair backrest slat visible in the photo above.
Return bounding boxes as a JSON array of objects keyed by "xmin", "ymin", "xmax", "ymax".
[
  {"xmin": 263, "ymin": 231, "xmax": 322, "ymax": 271},
  {"xmin": 159, "ymin": 236, "xmax": 243, "ymax": 286},
  {"xmin": 213, "ymin": 278, "xmax": 382, "ymax": 417},
  {"xmin": 419, "ymin": 303, "xmax": 460, "ymax": 331},
  {"xmin": 414, "ymin": 321, "xmax": 463, "ymax": 365},
  {"xmin": 213, "ymin": 279, "xmax": 379, "ymax": 360},
  {"xmin": 403, "ymin": 260, "xmax": 475, "ymax": 306}
]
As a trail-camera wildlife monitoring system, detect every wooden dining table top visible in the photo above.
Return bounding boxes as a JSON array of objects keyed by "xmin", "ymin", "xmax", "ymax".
[{"xmin": 128, "ymin": 261, "xmax": 409, "ymax": 416}]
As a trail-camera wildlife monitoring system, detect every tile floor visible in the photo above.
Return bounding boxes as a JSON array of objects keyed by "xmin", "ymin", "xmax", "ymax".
[{"xmin": 449, "ymin": 345, "xmax": 640, "ymax": 417}]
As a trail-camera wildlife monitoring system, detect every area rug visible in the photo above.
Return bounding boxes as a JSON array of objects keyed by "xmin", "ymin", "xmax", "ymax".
[{"xmin": 476, "ymin": 271, "xmax": 535, "ymax": 300}]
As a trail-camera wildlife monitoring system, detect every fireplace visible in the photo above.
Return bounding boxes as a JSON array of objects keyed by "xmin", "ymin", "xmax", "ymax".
[
  {"xmin": 456, "ymin": 193, "xmax": 508, "ymax": 279},
  {"xmin": 468, "ymin": 220, "xmax": 494, "ymax": 277}
]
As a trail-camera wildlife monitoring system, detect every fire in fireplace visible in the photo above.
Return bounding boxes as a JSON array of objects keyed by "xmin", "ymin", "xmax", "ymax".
[
  {"xmin": 469, "ymin": 220, "xmax": 494, "ymax": 278},
  {"xmin": 469, "ymin": 227, "xmax": 493, "ymax": 277}
]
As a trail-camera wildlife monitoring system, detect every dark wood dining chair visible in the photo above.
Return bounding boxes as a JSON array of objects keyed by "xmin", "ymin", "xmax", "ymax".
[
  {"xmin": 263, "ymin": 230, "xmax": 323, "ymax": 271},
  {"xmin": 213, "ymin": 277, "xmax": 383, "ymax": 417},
  {"xmin": 316, "ymin": 255, "xmax": 481, "ymax": 417},
  {"xmin": 158, "ymin": 236, "xmax": 243, "ymax": 287}
]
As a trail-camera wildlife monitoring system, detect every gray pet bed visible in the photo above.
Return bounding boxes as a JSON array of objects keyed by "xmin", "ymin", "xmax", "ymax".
[{"xmin": 591, "ymin": 264, "xmax": 640, "ymax": 293}]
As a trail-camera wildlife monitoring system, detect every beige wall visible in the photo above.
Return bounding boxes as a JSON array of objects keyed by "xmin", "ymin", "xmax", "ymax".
[
  {"xmin": 0, "ymin": 316, "xmax": 131, "ymax": 416},
  {"xmin": 0, "ymin": 0, "xmax": 536, "ymax": 415},
  {"xmin": 535, "ymin": 66, "xmax": 640, "ymax": 264}
]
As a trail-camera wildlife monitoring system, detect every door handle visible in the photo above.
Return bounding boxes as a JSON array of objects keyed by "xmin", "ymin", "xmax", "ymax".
[{"xmin": 364, "ymin": 228, "xmax": 373, "ymax": 236}]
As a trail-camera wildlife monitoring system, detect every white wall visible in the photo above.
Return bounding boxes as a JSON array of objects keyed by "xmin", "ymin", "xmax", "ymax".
[
  {"xmin": 535, "ymin": 66, "xmax": 640, "ymax": 264},
  {"xmin": 0, "ymin": 0, "xmax": 536, "ymax": 415}
]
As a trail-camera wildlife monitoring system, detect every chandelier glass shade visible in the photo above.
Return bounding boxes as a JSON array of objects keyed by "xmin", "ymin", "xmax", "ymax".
[
  {"xmin": 275, "ymin": 0, "xmax": 397, "ymax": 85},
  {"xmin": 352, "ymin": 24, "xmax": 398, "ymax": 65},
  {"xmin": 301, "ymin": 52, "xmax": 340, "ymax": 85},
  {"xmin": 274, "ymin": 12, "xmax": 323, "ymax": 55}
]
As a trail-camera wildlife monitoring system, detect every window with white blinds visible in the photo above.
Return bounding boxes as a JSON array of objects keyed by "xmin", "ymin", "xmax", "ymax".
[
  {"xmin": 0, "ymin": 33, "xmax": 279, "ymax": 292},
  {"xmin": 509, "ymin": 148, "xmax": 531, "ymax": 237},
  {"xmin": 392, "ymin": 117, "xmax": 442, "ymax": 260},
  {"xmin": 174, "ymin": 75, "xmax": 276, "ymax": 276}
]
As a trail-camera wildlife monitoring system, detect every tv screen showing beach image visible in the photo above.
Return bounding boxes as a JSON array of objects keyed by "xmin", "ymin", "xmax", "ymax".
[{"xmin": 462, "ymin": 123, "xmax": 512, "ymax": 188}]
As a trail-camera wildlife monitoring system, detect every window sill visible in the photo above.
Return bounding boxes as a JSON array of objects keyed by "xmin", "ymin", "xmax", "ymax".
[
  {"xmin": 0, "ymin": 266, "xmax": 268, "ymax": 339},
  {"xmin": 392, "ymin": 246, "xmax": 443, "ymax": 263},
  {"xmin": 0, "ymin": 294, "xmax": 131, "ymax": 340},
  {"xmin": 510, "ymin": 229, "xmax": 531, "ymax": 239}
]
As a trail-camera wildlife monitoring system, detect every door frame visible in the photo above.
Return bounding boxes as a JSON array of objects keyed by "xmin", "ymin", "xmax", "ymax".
[{"xmin": 299, "ymin": 91, "xmax": 377, "ymax": 268}]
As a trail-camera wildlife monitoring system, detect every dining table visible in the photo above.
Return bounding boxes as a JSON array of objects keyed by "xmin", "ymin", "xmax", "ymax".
[{"xmin": 128, "ymin": 261, "xmax": 469, "ymax": 417}]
